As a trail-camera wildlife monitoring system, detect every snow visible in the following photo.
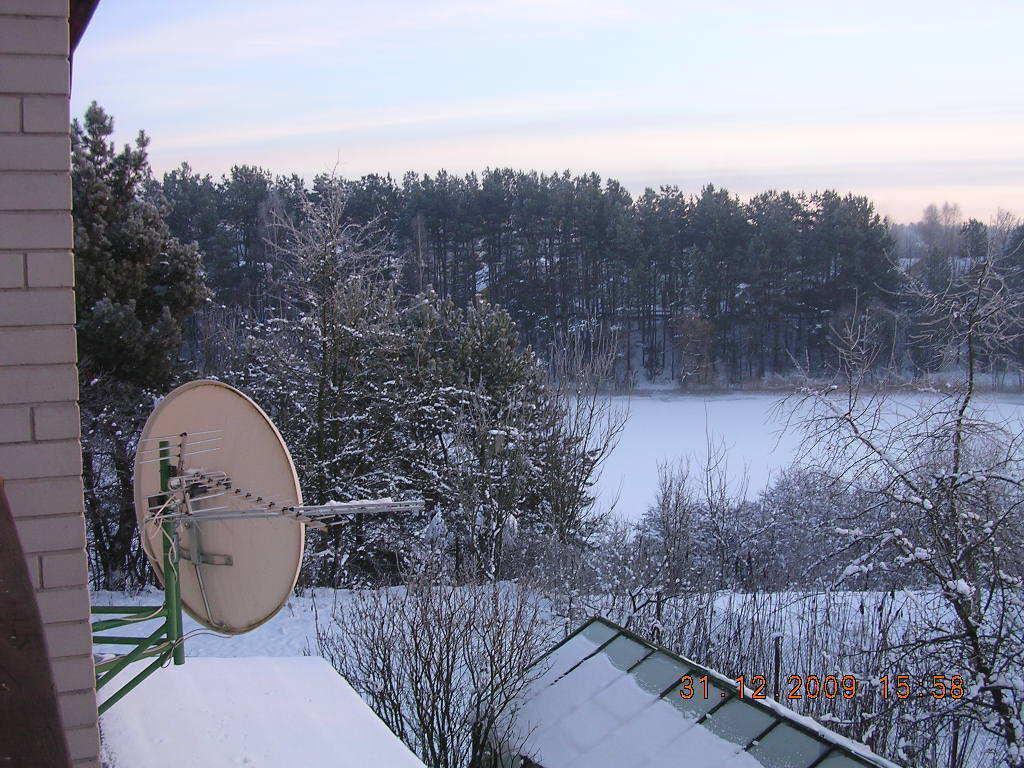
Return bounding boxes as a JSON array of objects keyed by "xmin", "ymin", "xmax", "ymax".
[
  {"xmin": 91, "ymin": 589, "xmax": 333, "ymax": 658},
  {"xmin": 594, "ymin": 394, "xmax": 802, "ymax": 519},
  {"xmin": 90, "ymin": 590, "xmax": 917, "ymax": 768},
  {"xmin": 100, "ymin": 657, "xmax": 425, "ymax": 768},
  {"xmin": 515, "ymin": 640, "xmax": 768, "ymax": 768},
  {"xmin": 596, "ymin": 392, "xmax": 1024, "ymax": 521},
  {"xmin": 946, "ymin": 578, "xmax": 975, "ymax": 597},
  {"xmin": 423, "ymin": 509, "xmax": 448, "ymax": 541}
]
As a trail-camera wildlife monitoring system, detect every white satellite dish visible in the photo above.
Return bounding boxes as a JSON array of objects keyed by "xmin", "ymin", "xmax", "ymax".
[
  {"xmin": 91, "ymin": 379, "xmax": 422, "ymax": 712},
  {"xmin": 132, "ymin": 379, "xmax": 422, "ymax": 635},
  {"xmin": 134, "ymin": 380, "xmax": 305, "ymax": 634}
]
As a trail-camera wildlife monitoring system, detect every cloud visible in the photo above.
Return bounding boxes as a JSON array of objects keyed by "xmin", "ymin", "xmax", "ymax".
[
  {"xmin": 141, "ymin": 111, "xmax": 1024, "ymax": 222},
  {"xmin": 150, "ymin": 90, "xmax": 631, "ymax": 151},
  {"xmin": 149, "ymin": 110, "xmax": 1024, "ymax": 174},
  {"xmin": 89, "ymin": 0, "xmax": 638, "ymax": 63},
  {"xmin": 76, "ymin": 0, "xmax": 1024, "ymax": 222}
]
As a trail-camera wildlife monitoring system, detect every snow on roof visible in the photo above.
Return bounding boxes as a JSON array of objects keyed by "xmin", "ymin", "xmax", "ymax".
[
  {"xmin": 99, "ymin": 656, "xmax": 426, "ymax": 768},
  {"xmin": 510, "ymin": 617, "xmax": 901, "ymax": 768}
]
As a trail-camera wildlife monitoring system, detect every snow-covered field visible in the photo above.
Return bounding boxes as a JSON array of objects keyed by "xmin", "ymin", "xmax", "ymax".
[{"xmin": 596, "ymin": 391, "xmax": 1024, "ymax": 521}]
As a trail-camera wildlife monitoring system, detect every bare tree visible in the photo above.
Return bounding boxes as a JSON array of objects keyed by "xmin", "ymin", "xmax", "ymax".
[
  {"xmin": 317, "ymin": 579, "xmax": 554, "ymax": 768},
  {"xmin": 791, "ymin": 253, "xmax": 1024, "ymax": 766},
  {"xmin": 543, "ymin": 328, "xmax": 627, "ymax": 531}
]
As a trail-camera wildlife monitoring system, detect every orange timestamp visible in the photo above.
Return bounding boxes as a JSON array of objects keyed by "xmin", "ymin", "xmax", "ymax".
[{"xmin": 678, "ymin": 674, "xmax": 968, "ymax": 702}]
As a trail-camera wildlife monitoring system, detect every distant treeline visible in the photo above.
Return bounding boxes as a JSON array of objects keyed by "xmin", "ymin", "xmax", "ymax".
[{"xmin": 157, "ymin": 165, "xmax": 1024, "ymax": 385}]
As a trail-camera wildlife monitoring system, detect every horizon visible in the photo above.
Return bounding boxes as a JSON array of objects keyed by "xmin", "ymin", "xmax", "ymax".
[{"xmin": 70, "ymin": 1, "xmax": 1024, "ymax": 224}]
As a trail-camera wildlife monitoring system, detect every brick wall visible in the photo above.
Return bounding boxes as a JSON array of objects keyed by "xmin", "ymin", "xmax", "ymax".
[{"xmin": 0, "ymin": 2, "xmax": 99, "ymax": 765}]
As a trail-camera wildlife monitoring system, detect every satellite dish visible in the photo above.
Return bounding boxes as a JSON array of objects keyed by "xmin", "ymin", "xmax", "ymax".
[
  {"xmin": 99, "ymin": 379, "xmax": 422, "ymax": 712},
  {"xmin": 133, "ymin": 380, "xmax": 304, "ymax": 634}
]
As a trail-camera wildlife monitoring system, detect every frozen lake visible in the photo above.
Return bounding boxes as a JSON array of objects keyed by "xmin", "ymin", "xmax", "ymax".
[
  {"xmin": 595, "ymin": 391, "xmax": 1024, "ymax": 521},
  {"xmin": 593, "ymin": 394, "xmax": 796, "ymax": 520}
]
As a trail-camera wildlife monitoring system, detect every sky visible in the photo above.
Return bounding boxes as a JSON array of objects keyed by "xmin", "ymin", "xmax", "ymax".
[{"xmin": 71, "ymin": 0, "xmax": 1024, "ymax": 223}]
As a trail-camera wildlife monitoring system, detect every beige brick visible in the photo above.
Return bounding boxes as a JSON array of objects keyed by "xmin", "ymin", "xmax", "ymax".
[
  {"xmin": 58, "ymin": 690, "xmax": 97, "ymax": 728},
  {"xmin": 0, "ymin": 324, "xmax": 76, "ymax": 364},
  {"xmin": 0, "ymin": 173, "xmax": 70, "ymax": 211},
  {"xmin": 15, "ymin": 513, "xmax": 86, "ymax": 553},
  {"xmin": 0, "ymin": 363, "xmax": 78, "ymax": 403},
  {"xmin": 0, "ymin": 251, "xmax": 22, "ymax": 286},
  {"xmin": 22, "ymin": 94, "xmax": 67, "ymax": 132},
  {"xmin": 33, "ymin": 401, "xmax": 79, "ymax": 439},
  {"xmin": 0, "ymin": 54, "xmax": 68, "ymax": 94},
  {"xmin": 41, "ymin": 548, "xmax": 87, "ymax": 588},
  {"xmin": 0, "ymin": 403, "xmax": 30, "ymax": 441},
  {"xmin": 58, "ymin": 694, "xmax": 94, "ymax": 730},
  {"xmin": 0, "ymin": 439, "xmax": 82, "ymax": 478},
  {"xmin": 0, "ymin": 286, "xmax": 75, "ymax": 324},
  {"xmin": 0, "ymin": 94, "xmax": 18, "ymax": 130},
  {"xmin": 26, "ymin": 249, "xmax": 73, "ymax": 285},
  {"xmin": 5, "ymin": 475, "xmax": 83, "ymax": 517},
  {"xmin": 0, "ymin": 134, "xmax": 70, "ymax": 171},
  {"xmin": 0, "ymin": 0, "xmax": 68, "ymax": 15},
  {"xmin": 0, "ymin": 210, "xmax": 72, "ymax": 248},
  {"xmin": 37, "ymin": 586, "xmax": 90, "ymax": 624},
  {"xmin": 36, "ymin": 585, "xmax": 89, "ymax": 623},
  {"xmin": 43, "ymin": 620, "xmax": 91, "ymax": 659},
  {"xmin": 0, "ymin": 16, "xmax": 67, "ymax": 56},
  {"xmin": 50, "ymin": 655, "xmax": 95, "ymax": 693},
  {"xmin": 66, "ymin": 725, "xmax": 100, "ymax": 762}
]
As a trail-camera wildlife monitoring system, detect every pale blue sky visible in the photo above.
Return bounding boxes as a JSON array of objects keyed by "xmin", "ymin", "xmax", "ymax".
[{"xmin": 71, "ymin": 0, "xmax": 1024, "ymax": 222}]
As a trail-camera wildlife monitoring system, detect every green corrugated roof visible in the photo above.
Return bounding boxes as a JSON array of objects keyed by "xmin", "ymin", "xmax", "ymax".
[{"xmin": 505, "ymin": 616, "xmax": 902, "ymax": 768}]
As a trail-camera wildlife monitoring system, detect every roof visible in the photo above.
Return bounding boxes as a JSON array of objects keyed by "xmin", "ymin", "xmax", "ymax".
[
  {"xmin": 507, "ymin": 616, "xmax": 901, "ymax": 768},
  {"xmin": 70, "ymin": 0, "xmax": 101, "ymax": 53},
  {"xmin": 99, "ymin": 657, "xmax": 426, "ymax": 768}
]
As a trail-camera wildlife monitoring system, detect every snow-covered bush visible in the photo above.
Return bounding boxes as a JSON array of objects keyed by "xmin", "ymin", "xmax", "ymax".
[{"xmin": 317, "ymin": 579, "xmax": 554, "ymax": 768}]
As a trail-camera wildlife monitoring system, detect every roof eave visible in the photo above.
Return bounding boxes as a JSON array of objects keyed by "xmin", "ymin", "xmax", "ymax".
[{"xmin": 70, "ymin": 0, "xmax": 101, "ymax": 54}]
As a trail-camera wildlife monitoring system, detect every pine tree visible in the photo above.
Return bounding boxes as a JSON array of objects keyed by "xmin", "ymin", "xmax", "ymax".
[{"xmin": 73, "ymin": 102, "xmax": 208, "ymax": 588}]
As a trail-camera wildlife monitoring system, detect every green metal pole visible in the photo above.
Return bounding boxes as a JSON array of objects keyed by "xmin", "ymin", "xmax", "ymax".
[
  {"xmin": 94, "ymin": 643, "xmax": 169, "ymax": 672},
  {"xmin": 92, "ymin": 607, "xmax": 165, "ymax": 632},
  {"xmin": 95, "ymin": 620, "xmax": 169, "ymax": 690},
  {"xmin": 92, "ymin": 634, "xmax": 169, "ymax": 646},
  {"xmin": 88, "ymin": 443, "xmax": 188, "ymax": 714},
  {"xmin": 91, "ymin": 604, "xmax": 163, "ymax": 614},
  {"xmin": 97, "ymin": 649, "xmax": 173, "ymax": 716},
  {"xmin": 159, "ymin": 440, "xmax": 185, "ymax": 665}
]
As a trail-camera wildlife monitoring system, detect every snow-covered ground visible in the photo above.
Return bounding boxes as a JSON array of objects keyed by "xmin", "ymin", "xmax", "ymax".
[
  {"xmin": 92, "ymin": 589, "xmax": 338, "ymax": 658},
  {"xmin": 96, "ymin": 591, "xmax": 425, "ymax": 766},
  {"xmin": 100, "ymin": 657, "xmax": 426, "ymax": 768},
  {"xmin": 595, "ymin": 392, "xmax": 1024, "ymax": 521}
]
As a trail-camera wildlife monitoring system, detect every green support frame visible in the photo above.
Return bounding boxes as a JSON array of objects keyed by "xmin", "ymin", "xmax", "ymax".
[{"xmin": 91, "ymin": 441, "xmax": 185, "ymax": 715}]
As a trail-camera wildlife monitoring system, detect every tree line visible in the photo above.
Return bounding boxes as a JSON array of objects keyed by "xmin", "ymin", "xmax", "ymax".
[{"xmin": 158, "ymin": 161, "xmax": 1024, "ymax": 387}]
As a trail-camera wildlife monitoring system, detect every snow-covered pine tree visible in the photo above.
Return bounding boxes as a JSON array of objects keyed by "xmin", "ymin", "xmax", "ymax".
[
  {"xmin": 219, "ymin": 184, "xmax": 613, "ymax": 585},
  {"xmin": 73, "ymin": 103, "xmax": 208, "ymax": 589}
]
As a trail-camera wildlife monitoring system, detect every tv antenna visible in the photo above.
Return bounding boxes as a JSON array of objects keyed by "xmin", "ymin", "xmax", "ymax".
[{"xmin": 91, "ymin": 380, "xmax": 423, "ymax": 713}]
